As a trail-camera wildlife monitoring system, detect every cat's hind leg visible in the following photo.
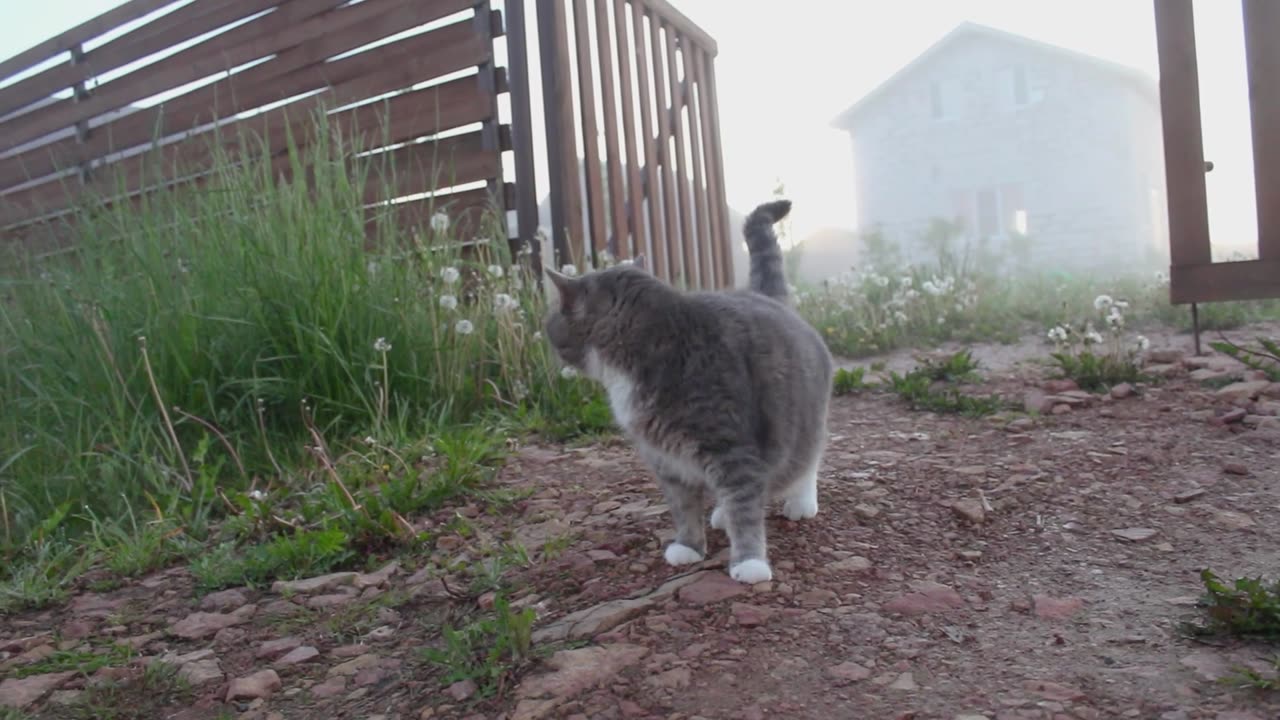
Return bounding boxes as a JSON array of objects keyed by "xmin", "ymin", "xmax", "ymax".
[
  {"xmin": 713, "ymin": 456, "xmax": 772, "ymax": 583},
  {"xmin": 780, "ymin": 459, "xmax": 820, "ymax": 521}
]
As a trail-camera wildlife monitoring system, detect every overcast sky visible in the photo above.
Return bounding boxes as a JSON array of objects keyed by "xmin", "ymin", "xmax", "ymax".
[{"xmin": 0, "ymin": 0, "xmax": 1260, "ymax": 256}]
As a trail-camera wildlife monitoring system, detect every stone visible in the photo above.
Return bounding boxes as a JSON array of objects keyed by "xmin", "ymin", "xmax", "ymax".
[
  {"xmin": 1144, "ymin": 363, "xmax": 1181, "ymax": 379},
  {"xmin": 828, "ymin": 555, "xmax": 873, "ymax": 573},
  {"xmin": 951, "ymin": 499, "xmax": 986, "ymax": 524},
  {"xmin": 1146, "ymin": 349, "xmax": 1183, "ymax": 364},
  {"xmin": 889, "ymin": 671, "xmax": 917, "ymax": 691},
  {"xmin": 169, "ymin": 611, "xmax": 247, "ymax": 640},
  {"xmin": 329, "ymin": 653, "xmax": 380, "ymax": 677},
  {"xmin": 827, "ymin": 661, "xmax": 872, "ymax": 682},
  {"xmin": 854, "ymin": 504, "xmax": 881, "ymax": 520},
  {"xmin": 448, "ymin": 679, "xmax": 478, "ymax": 702},
  {"xmin": 645, "ymin": 667, "xmax": 692, "ymax": 690},
  {"xmin": 1043, "ymin": 379, "xmax": 1079, "ymax": 394},
  {"xmin": 255, "ymin": 637, "xmax": 303, "ymax": 660},
  {"xmin": 586, "ymin": 549, "xmax": 619, "ymax": 562},
  {"xmin": 1215, "ymin": 408, "xmax": 1248, "ymax": 425},
  {"xmin": 1216, "ymin": 380, "xmax": 1271, "ymax": 403},
  {"xmin": 532, "ymin": 596, "xmax": 654, "ymax": 644},
  {"xmin": 0, "ymin": 672, "xmax": 74, "ymax": 708},
  {"xmin": 677, "ymin": 573, "xmax": 748, "ymax": 605},
  {"xmin": 1110, "ymin": 383, "xmax": 1134, "ymax": 399},
  {"xmin": 226, "ymin": 669, "xmax": 282, "ymax": 702},
  {"xmin": 1111, "ymin": 528, "xmax": 1158, "ymax": 542},
  {"xmin": 330, "ymin": 644, "xmax": 371, "ymax": 659},
  {"xmin": 1180, "ymin": 651, "xmax": 1233, "ymax": 681},
  {"xmin": 198, "ymin": 588, "xmax": 249, "ymax": 612},
  {"xmin": 1051, "ymin": 404, "xmax": 1073, "ymax": 415},
  {"xmin": 307, "ymin": 592, "xmax": 358, "ymax": 609},
  {"xmin": 1024, "ymin": 390, "xmax": 1055, "ymax": 415},
  {"xmin": 270, "ymin": 572, "xmax": 357, "ymax": 595},
  {"xmin": 60, "ymin": 620, "xmax": 95, "ymax": 641},
  {"xmin": 310, "ymin": 676, "xmax": 348, "ymax": 699},
  {"xmin": 354, "ymin": 561, "xmax": 400, "ymax": 590},
  {"xmin": 177, "ymin": 658, "xmax": 224, "ymax": 686},
  {"xmin": 1222, "ymin": 462, "xmax": 1250, "ymax": 476},
  {"xmin": 1025, "ymin": 680, "xmax": 1085, "ymax": 702},
  {"xmin": 1211, "ymin": 509, "xmax": 1256, "ymax": 530},
  {"xmin": 1172, "ymin": 488, "xmax": 1206, "ymax": 504},
  {"xmin": 354, "ymin": 666, "xmax": 390, "ymax": 687},
  {"xmin": 731, "ymin": 603, "xmax": 774, "ymax": 627},
  {"xmin": 797, "ymin": 589, "xmax": 838, "ymax": 607},
  {"xmin": 512, "ymin": 644, "xmax": 649, "ymax": 720},
  {"xmin": 275, "ymin": 646, "xmax": 320, "ymax": 667},
  {"xmin": 1033, "ymin": 595, "xmax": 1085, "ymax": 621},
  {"xmin": 882, "ymin": 583, "xmax": 965, "ymax": 616}
]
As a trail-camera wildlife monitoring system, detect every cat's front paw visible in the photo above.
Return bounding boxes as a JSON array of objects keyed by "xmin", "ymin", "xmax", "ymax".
[
  {"xmin": 709, "ymin": 505, "xmax": 727, "ymax": 530},
  {"xmin": 664, "ymin": 542, "xmax": 704, "ymax": 567},
  {"xmin": 729, "ymin": 558, "xmax": 772, "ymax": 584},
  {"xmin": 782, "ymin": 495, "xmax": 819, "ymax": 521}
]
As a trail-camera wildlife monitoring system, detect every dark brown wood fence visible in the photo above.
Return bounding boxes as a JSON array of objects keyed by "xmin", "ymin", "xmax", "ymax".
[
  {"xmin": 0, "ymin": 0, "xmax": 515, "ymax": 250},
  {"xmin": 0, "ymin": 0, "xmax": 731, "ymax": 289},
  {"xmin": 1155, "ymin": 0, "xmax": 1280, "ymax": 304},
  {"xmin": 536, "ymin": 0, "xmax": 732, "ymax": 289}
]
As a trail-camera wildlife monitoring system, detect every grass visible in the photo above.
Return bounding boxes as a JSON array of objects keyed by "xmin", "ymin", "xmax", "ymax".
[
  {"xmin": 53, "ymin": 662, "xmax": 194, "ymax": 720},
  {"xmin": 886, "ymin": 350, "xmax": 1004, "ymax": 416},
  {"xmin": 1211, "ymin": 336, "xmax": 1280, "ymax": 381},
  {"xmin": 13, "ymin": 642, "xmax": 135, "ymax": 678},
  {"xmin": 1192, "ymin": 569, "xmax": 1280, "ymax": 639},
  {"xmin": 832, "ymin": 367, "xmax": 871, "ymax": 395},
  {"xmin": 421, "ymin": 593, "xmax": 537, "ymax": 698},
  {"xmin": 0, "ymin": 113, "xmax": 608, "ymax": 612}
]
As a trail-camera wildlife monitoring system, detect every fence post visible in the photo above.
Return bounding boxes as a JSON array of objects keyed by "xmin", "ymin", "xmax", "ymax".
[
  {"xmin": 505, "ymin": 0, "xmax": 542, "ymax": 277},
  {"xmin": 70, "ymin": 43, "xmax": 92, "ymax": 185},
  {"xmin": 536, "ymin": 0, "xmax": 582, "ymax": 271}
]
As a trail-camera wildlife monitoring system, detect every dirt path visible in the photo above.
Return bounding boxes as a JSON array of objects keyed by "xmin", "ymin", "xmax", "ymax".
[{"xmin": 2, "ymin": 339, "xmax": 1278, "ymax": 720}]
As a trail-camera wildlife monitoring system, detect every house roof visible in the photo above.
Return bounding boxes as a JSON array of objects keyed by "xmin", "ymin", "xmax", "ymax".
[{"xmin": 830, "ymin": 21, "xmax": 1158, "ymax": 130}]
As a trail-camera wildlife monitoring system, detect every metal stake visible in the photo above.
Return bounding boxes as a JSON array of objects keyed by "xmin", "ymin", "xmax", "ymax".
[{"xmin": 1191, "ymin": 302, "xmax": 1202, "ymax": 355}]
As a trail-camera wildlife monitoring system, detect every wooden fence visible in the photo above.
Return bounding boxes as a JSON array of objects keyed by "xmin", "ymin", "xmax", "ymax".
[
  {"xmin": 536, "ymin": 0, "xmax": 732, "ymax": 288},
  {"xmin": 0, "ymin": 0, "xmax": 519, "ymax": 254},
  {"xmin": 1155, "ymin": 0, "xmax": 1280, "ymax": 306},
  {"xmin": 0, "ymin": 0, "xmax": 732, "ymax": 289}
]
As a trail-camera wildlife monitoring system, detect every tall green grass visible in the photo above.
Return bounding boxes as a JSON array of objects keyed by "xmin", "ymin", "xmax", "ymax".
[{"xmin": 0, "ymin": 115, "xmax": 605, "ymax": 571}]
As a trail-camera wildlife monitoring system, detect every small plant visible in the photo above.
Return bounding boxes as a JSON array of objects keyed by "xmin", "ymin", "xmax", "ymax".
[
  {"xmin": 832, "ymin": 367, "xmax": 870, "ymax": 395},
  {"xmin": 1191, "ymin": 569, "xmax": 1280, "ymax": 638},
  {"xmin": 15, "ymin": 643, "xmax": 134, "ymax": 678},
  {"xmin": 1046, "ymin": 295, "xmax": 1148, "ymax": 391},
  {"xmin": 887, "ymin": 350, "xmax": 1002, "ymax": 417},
  {"xmin": 1211, "ymin": 335, "xmax": 1280, "ymax": 381},
  {"xmin": 422, "ymin": 594, "xmax": 537, "ymax": 697},
  {"xmin": 61, "ymin": 660, "xmax": 193, "ymax": 720}
]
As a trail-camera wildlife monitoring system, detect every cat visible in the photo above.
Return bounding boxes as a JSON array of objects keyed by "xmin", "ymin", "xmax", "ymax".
[{"xmin": 541, "ymin": 199, "xmax": 834, "ymax": 584}]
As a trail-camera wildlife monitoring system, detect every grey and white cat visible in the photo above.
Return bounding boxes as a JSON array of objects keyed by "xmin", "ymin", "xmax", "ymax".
[{"xmin": 542, "ymin": 199, "xmax": 834, "ymax": 584}]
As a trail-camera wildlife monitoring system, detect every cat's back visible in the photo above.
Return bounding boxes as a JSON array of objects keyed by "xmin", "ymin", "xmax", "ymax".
[{"xmin": 688, "ymin": 288, "xmax": 832, "ymax": 373}]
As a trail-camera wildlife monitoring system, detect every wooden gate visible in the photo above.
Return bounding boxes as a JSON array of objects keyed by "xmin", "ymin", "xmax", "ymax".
[
  {"xmin": 1155, "ymin": 0, "xmax": 1280, "ymax": 308},
  {"xmin": 535, "ymin": 0, "xmax": 733, "ymax": 289},
  {"xmin": 0, "ymin": 0, "xmax": 516, "ymax": 252}
]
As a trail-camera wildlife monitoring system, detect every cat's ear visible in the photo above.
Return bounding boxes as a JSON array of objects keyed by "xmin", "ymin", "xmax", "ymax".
[
  {"xmin": 544, "ymin": 268, "xmax": 580, "ymax": 311},
  {"xmin": 631, "ymin": 254, "xmax": 648, "ymax": 272}
]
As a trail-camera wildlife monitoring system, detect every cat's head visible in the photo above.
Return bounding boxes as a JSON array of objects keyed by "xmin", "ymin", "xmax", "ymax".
[{"xmin": 542, "ymin": 256, "xmax": 652, "ymax": 370}]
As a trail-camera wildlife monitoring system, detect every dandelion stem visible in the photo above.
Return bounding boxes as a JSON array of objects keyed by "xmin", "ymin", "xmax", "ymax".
[{"xmin": 138, "ymin": 337, "xmax": 195, "ymax": 493}]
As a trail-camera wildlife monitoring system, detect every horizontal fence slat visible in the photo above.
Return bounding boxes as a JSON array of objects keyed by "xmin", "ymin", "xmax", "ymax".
[
  {"xmin": 1170, "ymin": 259, "xmax": 1280, "ymax": 303},
  {"xmin": 365, "ymin": 182, "xmax": 514, "ymax": 241},
  {"xmin": 0, "ymin": 0, "xmax": 286, "ymax": 120},
  {"xmin": 361, "ymin": 131, "xmax": 501, "ymax": 205},
  {"xmin": 0, "ymin": 8, "xmax": 488, "ymax": 200},
  {"xmin": 0, "ymin": 0, "xmax": 376, "ymax": 154},
  {"xmin": 0, "ymin": 0, "xmax": 179, "ymax": 80}
]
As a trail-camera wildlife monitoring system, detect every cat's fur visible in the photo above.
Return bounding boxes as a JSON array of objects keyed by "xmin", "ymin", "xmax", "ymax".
[{"xmin": 542, "ymin": 199, "xmax": 833, "ymax": 583}]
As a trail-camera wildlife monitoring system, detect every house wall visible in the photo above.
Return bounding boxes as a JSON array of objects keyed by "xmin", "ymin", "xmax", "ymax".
[{"xmin": 847, "ymin": 35, "xmax": 1167, "ymax": 276}]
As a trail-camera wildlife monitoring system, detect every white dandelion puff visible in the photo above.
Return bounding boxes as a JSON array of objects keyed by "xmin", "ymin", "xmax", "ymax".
[
  {"xmin": 494, "ymin": 293, "xmax": 518, "ymax": 313},
  {"xmin": 441, "ymin": 267, "xmax": 460, "ymax": 285},
  {"xmin": 455, "ymin": 319, "xmax": 475, "ymax": 335},
  {"xmin": 363, "ymin": 436, "xmax": 377, "ymax": 447},
  {"xmin": 560, "ymin": 264, "xmax": 578, "ymax": 277},
  {"xmin": 488, "ymin": 264, "xmax": 504, "ymax": 278},
  {"xmin": 1093, "ymin": 294, "xmax": 1114, "ymax": 311},
  {"xmin": 560, "ymin": 365, "xmax": 578, "ymax": 379},
  {"xmin": 248, "ymin": 489, "xmax": 267, "ymax": 501},
  {"xmin": 373, "ymin": 337, "xmax": 392, "ymax": 352},
  {"xmin": 430, "ymin": 211, "xmax": 449, "ymax": 232},
  {"xmin": 439, "ymin": 294, "xmax": 459, "ymax": 311},
  {"xmin": 1135, "ymin": 335, "xmax": 1151, "ymax": 351}
]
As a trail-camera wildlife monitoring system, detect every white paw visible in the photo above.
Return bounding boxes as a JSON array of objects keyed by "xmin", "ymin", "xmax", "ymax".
[
  {"xmin": 709, "ymin": 505, "xmax": 727, "ymax": 530},
  {"xmin": 782, "ymin": 494, "xmax": 819, "ymax": 521},
  {"xmin": 729, "ymin": 558, "xmax": 773, "ymax": 584},
  {"xmin": 664, "ymin": 542, "xmax": 704, "ymax": 567}
]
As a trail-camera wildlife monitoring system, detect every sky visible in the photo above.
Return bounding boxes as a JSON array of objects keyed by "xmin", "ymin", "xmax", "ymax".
[{"xmin": 0, "ymin": 0, "xmax": 1261, "ymax": 257}]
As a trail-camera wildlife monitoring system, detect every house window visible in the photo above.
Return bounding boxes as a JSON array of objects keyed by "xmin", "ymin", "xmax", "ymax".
[
  {"xmin": 960, "ymin": 185, "xmax": 1027, "ymax": 239},
  {"xmin": 1013, "ymin": 65, "xmax": 1029, "ymax": 106},
  {"xmin": 977, "ymin": 189, "xmax": 999, "ymax": 237},
  {"xmin": 930, "ymin": 80, "xmax": 945, "ymax": 119}
]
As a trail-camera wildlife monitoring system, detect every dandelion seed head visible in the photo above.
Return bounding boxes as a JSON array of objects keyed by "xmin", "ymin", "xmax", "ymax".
[
  {"xmin": 560, "ymin": 365, "xmax": 578, "ymax": 379},
  {"xmin": 373, "ymin": 337, "xmax": 393, "ymax": 352},
  {"xmin": 430, "ymin": 211, "xmax": 449, "ymax": 232},
  {"xmin": 560, "ymin": 264, "xmax": 578, "ymax": 277},
  {"xmin": 441, "ymin": 267, "xmax": 460, "ymax": 285},
  {"xmin": 1094, "ymin": 294, "xmax": 1114, "ymax": 311},
  {"xmin": 488, "ymin": 264, "xmax": 504, "ymax": 278},
  {"xmin": 455, "ymin": 319, "xmax": 475, "ymax": 335},
  {"xmin": 439, "ymin": 294, "xmax": 458, "ymax": 311}
]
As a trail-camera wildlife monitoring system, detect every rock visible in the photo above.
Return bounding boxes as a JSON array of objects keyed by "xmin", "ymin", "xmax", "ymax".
[
  {"xmin": 889, "ymin": 671, "xmax": 917, "ymax": 691},
  {"xmin": 275, "ymin": 646, "xmax": 320, "ymax": 667},
  {"xmin": 1180, "ymin": 651, "xmax": 1233, "ymax": 681},
  {"xmin": 677, "ymin": 573, "xmax": 748, "ymax": 605},
  {"xmin": 1024, "ymin": 390, "xmax": 1055, "ymax": 415},
  {"xmin": 310, "ymin": 676, "xmax": 348, "ymax": 699},
  {"xmin": 1172, "ymin": 488, "xmax": 1206, "ymax": 504},
  {"xmin": 1222, "ymin": 462, "xmax": 1250, "ymax": 476},
  {"xmin": 198, "ymin": 588, "xmax": 250, "ymax": 612},
  {"xmin": 0, "ymin": 672, "xmax": 74, "ymax": 708},
  {"xmin": 1033, "ymin": 595, "xmax": 1085, "ymax": 621},
  {"xmin": 646, "ymin": 667, "xmax": 692, "ymax": 690},
  {"xmin": 854, "ymin": 504, "xmax": 881, "ymax": 520},
  {"xmin": 1144, "ymin": 363, "xmax": 1182, "ymax": 379},
  {"xmin": 270, "ymin": 572, "xmax": 357, "ymax": 595},
  {"xmin": 957, "ymin": 550, "xmax": 983, "ymax": 562},
  {"xmin": 354, "ymin": 561, "xmax": 400, "ymax": 590},
  {"xmin": 797, "ymin": 589, "xmax": 838, "ymax": 607},
  {"xmin": 226, "ymin": 669, "xmax": 282, "ymax": 702},
  {"xmin": 1147, "ymin": 349, "xmax": 1183, "ymax": 364},
  {"xmin": 60, "ymin": 620, "xmax": 95, "ymax": 641},
  {"xmin": 532, "ymin": 596, "xmax": 654, "ymax": 644},
  {"xmin": 731, "ymin": 603, "xmax": 774, "ymax": 627},
  {"xmin": 354, "ymin": 666, "xmax": 390, "ymax": 687},
  {"xmin": 329, "ymin": 653, "xmax": 380, "ymax": 677},
  {"xmin": 827, "ymin": 661, "xmax": 872, "ymax": 683},
  {"xmin": 827, "ymin": 555, "xmax": 873, "ymax": 573},
  {"xmin": 169, "ymin": 611, "xmax": 247, "ymax": 640},
  {"xmin": 1216, "ymin": 380, "xmax": 1271, "ymax": 403},
  {"xmin": 1211, "ymin": 509, "xmax": 1256, "ymax": 530},
  {"xmin": 882, "ymin": 583, "xmax": 965, "ymax": 616},
  {"xmin": 951, "ymin": 500, "xmax": 986, "ymax": 524},
  {"xmin": 1051, "ymin": 403, "xmax": 1073, "ymax": 415},
  {"xmin": 1043, "ymin": 379, "xmax": 1079, "ymax": 393},
  {"xmin": 330, "ymin": 644, "xmax": 371, "ymax": 659},
  {"xmin": 1111, "ymin": 528, "xmax": 1158, "ymax": 542},
  {"xmin": 307, "ymin": 592, "xmax": 358, "ymax": 609},
  {"xmin": 448, "ymin": 679, "xmax": 478, "ymax": 702},
  {"xmin": 512, "ymin": 644, "xmax": 649, "ymax": 720},
  {"xmin": 1025, "ymin": 680, "xmax": 1085, "ymax": 702},
  {"xmin": 1110, "ymin": 383, "xmax": 1134, "ymax": 399},
  {"xmin": 255, "ymin": 637, "xmax": 303, "ymax": 660},
  {"xmin": 178, "ymin": 658, "xmax": 224, "ymax": 686},
  {"xmin": 1215, "ymin": 408, "xmax": 1248, "ymax": 425}
]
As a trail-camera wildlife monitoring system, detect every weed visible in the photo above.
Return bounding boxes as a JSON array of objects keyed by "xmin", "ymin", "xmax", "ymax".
[
  {"xmin": 59, "ymin": 661, "xmax": 193, "ymax": 720},
  {"xmin": 422, "ymin": 594, "xmax": 537, "ymax": 697},
  {"xmin": 1224, "ymin": 655, "xmax": 1280, "ymax": 692},
  {"xmin": 14, "ymin": 643, "xmax": 134, "ymax": 678},
  {"xmin": 887, "ymin": 351, "xmax": 1002, "ymax": 417},
  {"xmin": 1046, "ymin": 295, "xmax": 1149, "ymax": 391},
  {"xmin": 1210, "ymin": 336, "xmax": 1280, "ymax": 381},
  {"xmin": 1191, "ymin": 569, "xmax": 1280, "ymax": 638},
  {"xmin": 832, "ymin": 367, "xmax": 870, "ymax": 395}
]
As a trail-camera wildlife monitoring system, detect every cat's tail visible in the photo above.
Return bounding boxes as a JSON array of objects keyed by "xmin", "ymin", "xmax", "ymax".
[{"xmin": 743, "ymin": 198, "xmax": 791, "ymax": 301}]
